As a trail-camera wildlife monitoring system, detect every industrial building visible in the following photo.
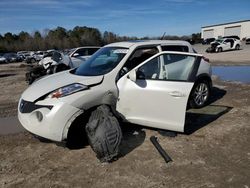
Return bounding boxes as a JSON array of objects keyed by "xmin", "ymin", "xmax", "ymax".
[{"xmin": 201, "ymin": 20, "xmax": 250, "ymax": 40}]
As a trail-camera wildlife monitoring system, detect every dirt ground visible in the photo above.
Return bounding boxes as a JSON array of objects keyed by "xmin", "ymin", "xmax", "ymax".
[{"xmin": 0, "ymin": 52, "xmax": 250, "ymax": 187}]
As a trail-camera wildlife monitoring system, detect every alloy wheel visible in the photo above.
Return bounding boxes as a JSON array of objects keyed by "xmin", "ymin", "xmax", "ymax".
[{"xmin": 194, "ymin": 83, "xmax": 209, "ymax": 106}]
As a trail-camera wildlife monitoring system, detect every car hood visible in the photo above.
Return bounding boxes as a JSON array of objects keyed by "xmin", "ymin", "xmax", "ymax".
[
  {"xmin": 22, "ymin": 70, "xmax": 104, "ymax": 102},
  {"xmin": 211, "ymin": 42, "xmax": 221, "ymax": 48}
]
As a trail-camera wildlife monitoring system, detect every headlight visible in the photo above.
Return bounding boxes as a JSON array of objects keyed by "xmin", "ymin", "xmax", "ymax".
[{"xmin": 47, "ymin": 83, "xmax": 88, "ymax": 98}]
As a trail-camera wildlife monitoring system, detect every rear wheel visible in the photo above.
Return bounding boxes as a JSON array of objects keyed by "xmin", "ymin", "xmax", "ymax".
[
  {"xmin": 189, "ymin": 80, "xmax": 211, "ymax": 109},
  {"xmin": 217, "ymin": 47, "xmax": 222, "ymax": 53},
  {"xmin": 86, "ymin": 105, "xmax": 122, "ymax": 162}
]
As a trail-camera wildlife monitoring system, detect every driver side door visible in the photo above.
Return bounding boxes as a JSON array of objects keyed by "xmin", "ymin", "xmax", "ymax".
[{"xmin": 116, "ymin": 52, "xmax": 201, "ymax": 132}]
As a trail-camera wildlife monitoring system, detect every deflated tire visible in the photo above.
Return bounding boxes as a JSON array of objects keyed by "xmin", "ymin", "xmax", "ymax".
[{"xmin": 86, "ymin": 105, "xmax": 122, "ymax": 162}]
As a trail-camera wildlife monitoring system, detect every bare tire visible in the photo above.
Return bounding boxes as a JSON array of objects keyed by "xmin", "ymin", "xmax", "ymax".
[
  {"xmin": 86, "ymin": 105, "xmax": 122, "ymax": 162},
  {"xmin": 189, "ymin": 80, "xmax": 210, "ymax": 109}
]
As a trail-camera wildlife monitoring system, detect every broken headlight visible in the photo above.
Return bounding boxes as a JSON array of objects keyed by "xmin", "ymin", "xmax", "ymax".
[{"xmin": 47, "ymin": 83, "xmax": 88, "ymax": 98}]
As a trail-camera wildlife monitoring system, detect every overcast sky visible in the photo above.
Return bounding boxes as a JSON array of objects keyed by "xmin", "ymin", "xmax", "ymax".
[{"xmin": 0, "ymin": 0, "xmax": 249, "ymax": 37}]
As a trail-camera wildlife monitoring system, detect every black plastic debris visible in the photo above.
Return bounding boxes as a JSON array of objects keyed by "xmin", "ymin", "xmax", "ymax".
[{"xmin": 150, "ymin": 136, "xmax": 172, "ymax": 163}]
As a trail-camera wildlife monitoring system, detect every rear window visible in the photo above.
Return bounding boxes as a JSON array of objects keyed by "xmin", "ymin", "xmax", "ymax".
[{"xmin": 161, "ymin": 45, "xmax": 189, "ymax": 52}]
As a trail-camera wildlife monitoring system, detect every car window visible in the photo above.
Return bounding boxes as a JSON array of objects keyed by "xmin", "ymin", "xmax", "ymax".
[
  {"xmin": 88, "ymin": 48, "xmax": 99, "ymax": 55},
  {"xmin": 118, "ymin": 47, "xmax": 158, "ymax": 77},
  {"xmin": 125, "ymin": 47, "xmax": 158, "ymax": 70},
  {"xmin": 75, "ymin": 49, "xmax": 88, "ymax": 56},
  {"xmin": 137, "ymin": 54, "xmax": 196, "ymax": 81},
  {"xmin": 161, "ymin": 45, "xmax": 189, "ymax": 52}
]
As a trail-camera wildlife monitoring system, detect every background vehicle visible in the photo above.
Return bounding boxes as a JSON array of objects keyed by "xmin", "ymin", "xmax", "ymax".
[
  {"xmin": 3, "ymin": 53, "xmax": 23, "ymax": 62},
  {"xmin": 206, "ymin": 38, "xmax": 241, "ymax": 53},
  {"xmin": 202, "ymin": 38, "xmax": 215, "ymax": 45},
  {"xmin": 26, "ymin": 51, "xmax": 71, "ymax": 84},
  {"xmin": 18, "ymin": 40, "xmax": 212, "ymax": 162},
  {"xmin": 223, "ymin": 35, "xmax": 240, "ymax": 40},
  {"xmin": 33, "ymin": 51, "xmax": 47, "ymax": 61},
  {"xmin": 246, "ymin": 37, "xmax": 250, "ymax": 44},
  {"xmin": 68, "ymin": 46, "xmax": 100, "ymax": 67},
  {"xmin": 0, "ymin": 55, "xmax": 7, "ymax": 64}
]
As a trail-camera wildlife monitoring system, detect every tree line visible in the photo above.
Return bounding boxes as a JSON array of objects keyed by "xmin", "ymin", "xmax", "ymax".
[{"xmin": 0, "ymin": 26, "xmax": 201, "ymax": 53}]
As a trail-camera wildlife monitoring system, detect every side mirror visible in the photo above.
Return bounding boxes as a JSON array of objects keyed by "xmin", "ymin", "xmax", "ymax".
[
  {"xmin": 128, "ymin": 69, "xmax": 136, "ymax": 82},
  {"xmin": 73, "ymin": 53, "xmax": 79, "ymax": 57},
  {"xmin": 128, "ymin": 69, "xmax": 146, "ymax": 82}
]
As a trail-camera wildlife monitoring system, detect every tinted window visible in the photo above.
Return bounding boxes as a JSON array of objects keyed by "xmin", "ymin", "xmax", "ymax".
[
  {"xmin": 123, "ymin": 47, "xmax": 158, "ymax": 71},
  {"xmin": 88, "ymin": 48, "xmax": 99, "ymax": 55},
  {"xmin": 76, "ymin": 49, "xmax": 88, "ymax": 56},
  {"xmin": 161, "ymin": 45, "xmax": 189, "ymax": 52}
]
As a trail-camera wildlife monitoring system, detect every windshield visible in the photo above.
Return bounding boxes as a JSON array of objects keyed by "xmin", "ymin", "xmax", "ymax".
[{"xmin": 75, "ymin": 47, "xmax": 128, "ymax": 76}]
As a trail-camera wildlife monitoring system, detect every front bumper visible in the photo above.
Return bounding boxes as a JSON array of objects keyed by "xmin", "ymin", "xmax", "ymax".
[{"xmin": 18, "ymin": 99, "xmax": 82, "ymax": 142}]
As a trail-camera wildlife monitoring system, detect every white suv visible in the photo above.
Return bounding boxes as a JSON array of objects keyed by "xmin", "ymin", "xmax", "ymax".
[{"xmin": 18, "ymin": 40, "xmax": 212, "ymax": 161}]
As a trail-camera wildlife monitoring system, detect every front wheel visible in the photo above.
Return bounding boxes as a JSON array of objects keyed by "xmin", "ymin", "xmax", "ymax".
[
  {"xmin": 189, "ymin": 81, "xmax": 211, "ymax": 109},
  {"xmin": 86, "ymin": 105, "xmax": 122, "ymax": 162},
  {"xmin": 217, "ymin": 47, "xmax": 222, "ymax": 53},
  {"xmin": 235, "ymin": 44, "xmax": 240, "ymax": 50}
]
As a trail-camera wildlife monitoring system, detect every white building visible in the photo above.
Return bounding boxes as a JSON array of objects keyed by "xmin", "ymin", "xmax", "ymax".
[{"xmin": 201, "ymin": 20, "xmax": 250, "ymax": 40}]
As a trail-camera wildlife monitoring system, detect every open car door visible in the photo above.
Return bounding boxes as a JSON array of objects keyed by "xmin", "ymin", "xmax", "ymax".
[{"xmin": 116, "ymin": 51, "xmax": 203, "ymax": 132}]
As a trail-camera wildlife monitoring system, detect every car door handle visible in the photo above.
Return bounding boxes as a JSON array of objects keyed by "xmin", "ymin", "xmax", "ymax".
[{"xmin": 168, "ymin": 91, "xmax": 185, "ymax": 97}]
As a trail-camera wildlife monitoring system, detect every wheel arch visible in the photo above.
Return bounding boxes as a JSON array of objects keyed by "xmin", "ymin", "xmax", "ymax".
[
  {"xmin": 194, "ymin": 73, "xmax": 212, "ymax": 89},
  {"xmin": 63, "ymin": 104, "xmax": 115, "ymax": 143},
  {"xmin": 187, "ymin": 73, "xmax": 212, "ymax": 108}
]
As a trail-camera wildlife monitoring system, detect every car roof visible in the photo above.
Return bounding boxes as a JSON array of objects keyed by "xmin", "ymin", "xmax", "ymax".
[
  {"xmin": 75, "ymin": 46, "xmax": 100, "ymax": 50},
  {"xmin": 105, "ymin": 40, "xmax": 191, "ymax": 48}
]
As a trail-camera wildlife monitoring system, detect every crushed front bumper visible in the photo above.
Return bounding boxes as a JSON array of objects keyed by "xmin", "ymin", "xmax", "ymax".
[{"xmin": 18, "ymin": 99, "xmax": 82, "ymax": 142}]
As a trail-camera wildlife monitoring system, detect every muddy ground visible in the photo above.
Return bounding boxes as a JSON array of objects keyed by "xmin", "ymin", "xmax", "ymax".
[{"xmin": 0, "ymin": 52, "xmax": 250, "ymax": 187}]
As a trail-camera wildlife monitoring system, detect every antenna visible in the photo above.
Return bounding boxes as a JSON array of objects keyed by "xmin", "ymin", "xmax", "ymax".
[{"xmin": 161, "ymin": 32, "xmax": 166, "ymax": 40}]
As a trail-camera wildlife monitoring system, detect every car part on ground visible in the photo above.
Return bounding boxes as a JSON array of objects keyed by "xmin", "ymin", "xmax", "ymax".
[
  {"xmin": 18, "ymin": 40, "xmax": 212, "ymax": 162},
  {"xmin": 150, "ymin": 136, "xmax": 172, "ymax": 163},
  {"xmin": 86, "ymin": 105, "xmax": 122, "ymax": 162}
]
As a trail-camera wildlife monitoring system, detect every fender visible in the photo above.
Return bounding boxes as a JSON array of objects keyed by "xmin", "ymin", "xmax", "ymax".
[{"xmin": 62, "ymin": 109, "xmax": 84, "ymax": 141}]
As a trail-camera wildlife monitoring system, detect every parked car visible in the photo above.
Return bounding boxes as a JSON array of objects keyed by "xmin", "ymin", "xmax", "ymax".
[
  {"xmin": 206, "ymin": 38, "xmax": 241, "ymax": 53},
  {"xmin": 26, "ymin": 51, "xmax": 71, "ymax": 84},
  {"xmin": 223, "ymin": 35, "xmax": 240, "ymax": 40},
  {"xmin": 68, "ymin": 46, "xmax": 100, "ymax": 67},
  {"xmin": 202, "ymin": 38, "xmax": 215, "ymax": 45},
  {"xmin": 18, "ymin": 40, "xmax": 212, "ymax": 162},
  {"xmin": 33, "ymin": 51, "xmax": 48, "ymax": 61},
  {"xmin": 0, "ymin": 55, "xmax": 7, "ymax": 64},
  {"xmin": 3, "ymin": 53, "xmax": 23, "ymax": 62},
  {"xmin": 245, "ymin": 37, "xmax": 250, "ymax": 45}
]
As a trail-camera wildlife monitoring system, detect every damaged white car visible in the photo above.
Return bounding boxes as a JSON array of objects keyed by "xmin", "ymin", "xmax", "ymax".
[
  {"xmin": 18, "ymin": 40, "xmax": 212, "ymax": 162},
  {"xmin": 206, "ymin": 38, "xmax": 241, "ymax": 53}
]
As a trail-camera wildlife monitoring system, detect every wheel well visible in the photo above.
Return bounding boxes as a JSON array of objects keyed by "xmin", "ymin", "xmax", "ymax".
[
  {"xmin": 66, "ymin": 105, "xmax": 113, "ymax": 149},
  {"xmin": 195, "ymin": 75, "xmax": 212, "ymax": 89}
]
